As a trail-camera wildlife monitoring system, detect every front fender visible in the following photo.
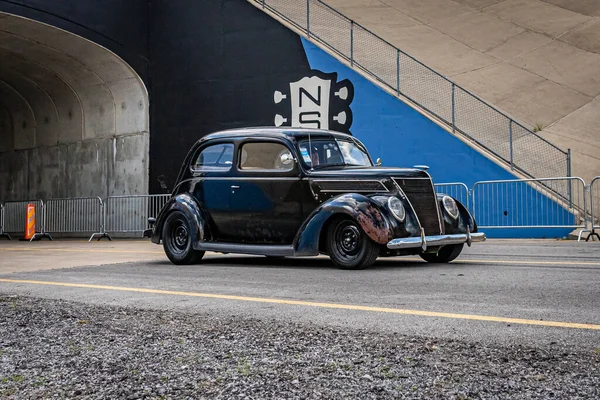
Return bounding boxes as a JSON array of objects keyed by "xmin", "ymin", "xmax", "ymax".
[
  {"xmin": 437, "ymin": 194, "xmax": 477, "ymax": 234},
  {"xmin": 151, "ymin": 194, "xmax": 211, "ymax": 245},
  {"xmin": 293, "ymin": 193, "xmax": 392, "ymax": 256}
]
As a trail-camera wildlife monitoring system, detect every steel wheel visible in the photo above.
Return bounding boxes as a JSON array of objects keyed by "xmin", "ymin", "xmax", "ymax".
[
  {"xmin": 162, "ymin": 211, "xmax": 204, "ymax": 265},
  {"xmin": 326, "ymin": 217, "xmax": 379, "ymax": 270}
]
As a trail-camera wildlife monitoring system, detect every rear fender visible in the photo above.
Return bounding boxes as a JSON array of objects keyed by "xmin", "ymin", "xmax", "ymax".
[
  {"xmin": 294, "ymin": 194, "xmax": 392, "ymax": 256},
  {"xmin": 151, "ymin": 194, "xmax": 211, "ymax": 246}
]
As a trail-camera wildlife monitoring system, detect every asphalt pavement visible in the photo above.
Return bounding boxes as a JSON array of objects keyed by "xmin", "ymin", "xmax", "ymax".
[{"xmin": 0, "ymin": 239, "xmax": 598, "ymax": 350}]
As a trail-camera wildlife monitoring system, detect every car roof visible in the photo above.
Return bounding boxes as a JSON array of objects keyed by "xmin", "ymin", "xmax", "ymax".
[{"xmin": 198, "ymin": 127, "xmax": 354, "ymax": 143}]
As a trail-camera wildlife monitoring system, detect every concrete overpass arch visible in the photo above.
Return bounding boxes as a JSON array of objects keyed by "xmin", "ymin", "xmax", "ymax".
[{"xmin": 0, "ymin": 11, "xmax": 148, "ymax": 200}]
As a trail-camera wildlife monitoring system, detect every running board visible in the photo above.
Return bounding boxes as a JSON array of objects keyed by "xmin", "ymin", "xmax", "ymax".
[{"xmin": 195, "ymin": 242, "xmax": 295, "ymax": 257}]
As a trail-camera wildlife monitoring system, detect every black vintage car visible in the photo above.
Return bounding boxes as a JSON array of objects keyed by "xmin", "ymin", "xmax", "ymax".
[{"xmin": 149, "ymin": 127, "xmax": 485, "ymax": 269}]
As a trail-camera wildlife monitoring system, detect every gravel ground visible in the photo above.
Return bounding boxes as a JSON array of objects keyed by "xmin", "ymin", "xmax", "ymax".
[{"xmin": 0, "ymin": 295, "xmax": 598, "ymax": 399}]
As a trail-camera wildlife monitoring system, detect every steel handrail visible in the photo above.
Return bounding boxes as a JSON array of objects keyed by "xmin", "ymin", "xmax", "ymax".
[{"xmin": 250, "ymin": 0, "xmax": 570, "ymax": 180}]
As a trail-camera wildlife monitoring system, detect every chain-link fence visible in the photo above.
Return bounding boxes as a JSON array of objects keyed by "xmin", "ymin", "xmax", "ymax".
[{"xmin": 251, "ymin": 0, "xmax": 570, "ymax": 183}]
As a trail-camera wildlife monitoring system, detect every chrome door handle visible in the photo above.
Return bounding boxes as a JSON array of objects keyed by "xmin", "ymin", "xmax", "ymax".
[{"xmin": 231, "ymin": 185, "xmax": 240, "ymax": 189}]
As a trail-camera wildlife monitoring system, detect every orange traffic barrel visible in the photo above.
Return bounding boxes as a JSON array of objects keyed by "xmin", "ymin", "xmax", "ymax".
[{"xmin": 24, "ymin": 203, "xmax": 35, "ymax": 240}]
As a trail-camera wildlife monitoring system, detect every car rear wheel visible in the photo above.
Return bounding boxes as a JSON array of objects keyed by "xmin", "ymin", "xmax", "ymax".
[
  {"xmin": 326, "ymin": 217, "xmax": 380, "ymax": 270},
  {"xmin": 419, "ymin": 244, "xmax": 463, "ymax": 263},
  {"xmin": 162, "ymin": 211, "xmax": 204, "ymax": 265}
]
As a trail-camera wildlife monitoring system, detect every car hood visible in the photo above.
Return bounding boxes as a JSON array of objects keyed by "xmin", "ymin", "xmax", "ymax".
[{"xmin": 307, "ymin": 166, "xmax": 430, "ymax": 179}]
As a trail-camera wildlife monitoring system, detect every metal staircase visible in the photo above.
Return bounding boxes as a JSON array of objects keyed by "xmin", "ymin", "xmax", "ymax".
[{"xmin": 248, "ymin": 0, "xmax": 571, "ymax": 183}]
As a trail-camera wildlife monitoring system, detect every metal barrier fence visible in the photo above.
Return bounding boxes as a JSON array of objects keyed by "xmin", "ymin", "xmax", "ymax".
[
  {"xmin": 104, "ymin": 195, "xmax": 170, "ymax": 235},
  {"xmin": 0, "ymin": 203, "xmax": 10, "ymax": 240},
  {"xmin": 250, "ymin": 0, "xmax": 571, "ymax": 182},
  {"xmin": 590, "ymin": 176, "xmax": 600, "ymax": 234},
  {"xmin": 471, "ymin": 177, "xmax": 586, "ymax": 229},
  {"xmin": 44, "ymin": 197, "xmax": 108, "ymax": 241},
  {"xmin": 1, "ymin": 178, "xmax": 597, "ymax": 239},
  {"xmin": 1, "ymin": 199, "xmax": 52, "ymax": 240},
  {"xmin": 434, "ymin": 183, "xmax": 469, "ymax": 211}
]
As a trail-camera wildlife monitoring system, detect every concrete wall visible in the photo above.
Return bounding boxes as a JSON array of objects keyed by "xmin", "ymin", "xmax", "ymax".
[{"xmin": 0, "ymin": 11, "xmax": 148, "ymax": 201}]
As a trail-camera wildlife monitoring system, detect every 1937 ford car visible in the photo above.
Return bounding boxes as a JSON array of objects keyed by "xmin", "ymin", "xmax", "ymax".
[{"xmin": 149, "ymin": 127, "xmax": 485, "ymax": 269}]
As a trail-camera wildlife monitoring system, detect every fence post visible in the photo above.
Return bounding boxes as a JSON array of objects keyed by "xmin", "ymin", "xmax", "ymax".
[
  {"xmin": 350, "ymin": 20, "xmax": 354, "ymax": 66},
  {"xmin": 31, "ymin": 200, "xmax": 52, "ymax": 241},
  {"xmin": 567, "ymin": 149, "xmax": 572, "ymax": 208},
  {"xmin": 396, "ymin": 49, "xmax": 400, "ymax": 96},
  {"xmin": 89, "ymin": 198, "xmax": 111, "ymax": 242},
  {"xmin": 509, "ymin": 120, "xmax": 514, "ymax": 171},
  {"xmin": 0, "ymin": 203, "xmax": 11, "ymax": 240},
  {"xmin": 451, "ymin": 83, "xmax": 455, "ymax": 133},
  {"xmin": 468, "ymin": 187, "xmax": 474, "ymax": 217},
  {"xmin": 306, "ymin": 0, "xmax": 310, "ymax": 37},
  {"xmin": 590, "ymin": 178, "xmax": 600, "ymax": 241}
]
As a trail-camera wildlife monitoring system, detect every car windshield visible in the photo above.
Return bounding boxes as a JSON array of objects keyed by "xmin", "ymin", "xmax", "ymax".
[{"xmin": 297, "ymin": 138, "xmax": 372, "ymax": 169}]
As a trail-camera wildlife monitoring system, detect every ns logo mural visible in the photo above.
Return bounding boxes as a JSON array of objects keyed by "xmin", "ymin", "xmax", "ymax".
[{"xmin": 273, "ymin": 71, "xmax": 354, "ymax": 134}]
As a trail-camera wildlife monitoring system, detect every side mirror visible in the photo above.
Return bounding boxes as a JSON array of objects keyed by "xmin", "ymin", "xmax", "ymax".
[{"xmin": 376, "ymin": 158, "xmax": 382, "ymax": 167}]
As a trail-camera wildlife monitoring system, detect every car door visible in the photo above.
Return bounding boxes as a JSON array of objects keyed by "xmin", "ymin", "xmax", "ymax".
[
  {"xmin": 228, "ymin": 140, "xmax": 304, "ymax": 244},
  {"xmin": 189, "ymin": 141, "xmax": 235, "ymax": 241}
]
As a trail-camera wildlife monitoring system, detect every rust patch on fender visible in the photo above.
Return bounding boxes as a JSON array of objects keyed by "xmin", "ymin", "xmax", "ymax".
[{"xmin": 355, "ymin": 202, "xmax": 390, "ymax": 244}]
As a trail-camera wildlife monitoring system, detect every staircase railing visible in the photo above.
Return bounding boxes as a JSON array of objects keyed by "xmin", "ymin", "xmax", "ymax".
[{"xmin": 250, "ymin": 0, "xmax": 571, "ymax": 182}]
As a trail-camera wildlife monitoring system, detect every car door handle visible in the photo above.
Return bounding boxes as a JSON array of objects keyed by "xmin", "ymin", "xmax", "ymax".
[{"xmin": 231, "ymin": 185, "xmax": 240, "ymax": 189}]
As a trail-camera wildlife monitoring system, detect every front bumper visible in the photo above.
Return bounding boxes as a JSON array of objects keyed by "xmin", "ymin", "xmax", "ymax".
[{"xmin": 387, "ymin": 232, "xmax": 486, "ymax": 251}]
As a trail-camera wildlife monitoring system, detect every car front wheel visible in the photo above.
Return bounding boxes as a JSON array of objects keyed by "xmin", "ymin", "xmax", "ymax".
[
  {"xmin": 326, "ymin": 217, "xmax": 380, "ymax": 270},
  {"xmin": 162, "ymin": 211, "xmax": 204, "ymax": 265},
  {"xmin": 419, "ymin": 244, "xmax": 463, "ymax": 263}
]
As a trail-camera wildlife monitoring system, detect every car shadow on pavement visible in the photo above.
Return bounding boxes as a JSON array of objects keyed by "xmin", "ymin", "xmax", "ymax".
[{"xmin": 145, "ymin": 256, "xmax": 445, "ymax": 271}]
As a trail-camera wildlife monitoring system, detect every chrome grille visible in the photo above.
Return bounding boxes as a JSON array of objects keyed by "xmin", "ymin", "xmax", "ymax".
[{"xmin": 393, "ymin": 178, "xmax": 442, "ymax": 235}]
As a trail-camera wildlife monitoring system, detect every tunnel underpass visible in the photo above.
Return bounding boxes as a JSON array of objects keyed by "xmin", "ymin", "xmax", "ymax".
[{"xmin": 0, "ymin": 11, "xmax": 148, "ymax": 201}]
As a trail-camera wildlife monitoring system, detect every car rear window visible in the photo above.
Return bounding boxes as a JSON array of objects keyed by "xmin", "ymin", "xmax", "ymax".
[
  {"xmin": 240, "ymin": 142, "xmax": 294, "ymax": 171},
  {"xmin": 193, "ymin": 143, "xmax": 234, "ymax": 171}
]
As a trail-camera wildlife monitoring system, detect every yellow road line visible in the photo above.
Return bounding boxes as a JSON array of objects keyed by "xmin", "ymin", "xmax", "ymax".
[
  {"xmin": 0, "ymin": 247, "xmax": 165, "ymax": 255},
  {"xmin": 1, "ymin": 278, "xmax": 598, "ymax": 330},
  {"xmin": 1, "ymin": 247, "xmax": 599, "ymax": 266}
]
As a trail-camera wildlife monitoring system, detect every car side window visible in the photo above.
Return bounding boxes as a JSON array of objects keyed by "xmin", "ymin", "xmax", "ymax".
[
  {"xmin": 239, "ymin": 142, "xmax": 294, "ymax": 171},
  {"xmin": 192, "ymin": 143, "xmax": 234, "ymax": 172}
]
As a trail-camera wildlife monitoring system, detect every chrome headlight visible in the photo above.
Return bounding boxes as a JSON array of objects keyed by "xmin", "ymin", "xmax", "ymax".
[
  {"xmin": 387, "ymin": 197, "xmax": 406, "ymax": 222},
  {"xmin": 442, "ymin": 196, "xmax": 459, "ymax": 219}
]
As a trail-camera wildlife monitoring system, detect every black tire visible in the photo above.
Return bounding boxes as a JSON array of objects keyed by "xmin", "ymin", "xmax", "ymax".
[
  {"xmin": 326, "ymin": 217, "xmax": 380, "ymax": 270},
  {"xmin": 420, "ymin": 244, "xmax": 463, "ymax": 263},
  {"xmin": 162, "ymin": 211, "xmax": 204, "ymax": 265}
]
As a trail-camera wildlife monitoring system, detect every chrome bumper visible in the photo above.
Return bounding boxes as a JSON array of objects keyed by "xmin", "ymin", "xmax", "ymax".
[{"xmin": 387, "ymin": 232, "xmax": 486, "ymax": 250}]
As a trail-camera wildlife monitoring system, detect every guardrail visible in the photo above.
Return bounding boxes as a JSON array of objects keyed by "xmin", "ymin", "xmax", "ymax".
[
  {"xmin": 250, "ymin": 0, "xmax": 571, "ymax": 182},
  {"xmin": 434, "ymin": 183, "xmax": 469, "ymax": 210},
  {"xmin": 1, "ymin": 199, "xmax": 52, "ymax": 241},
  {"xmin": 44, "ymin": 197, "xmax": 108, "ymax": 242},
  {"xmin": 471, "ymin": 177, "xmax": 586, "ymax": 230},
  {"xmin": 104, "ymin": 195, "xmax": 170, "ymax": 236},
  {"xmin": 0, "ymin": 203, "xmax": 10, "ymax": 240}
]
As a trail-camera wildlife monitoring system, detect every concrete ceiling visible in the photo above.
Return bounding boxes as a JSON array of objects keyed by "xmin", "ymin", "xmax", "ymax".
[{"xmin": 0, "ymin": 11, "xmax": 148, "ymax": 153}]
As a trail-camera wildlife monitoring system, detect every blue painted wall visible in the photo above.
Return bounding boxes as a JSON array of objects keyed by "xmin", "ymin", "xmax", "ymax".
[{"xmin": 301, "ymin": 38, "xmax": 574, "ymax": 239}]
